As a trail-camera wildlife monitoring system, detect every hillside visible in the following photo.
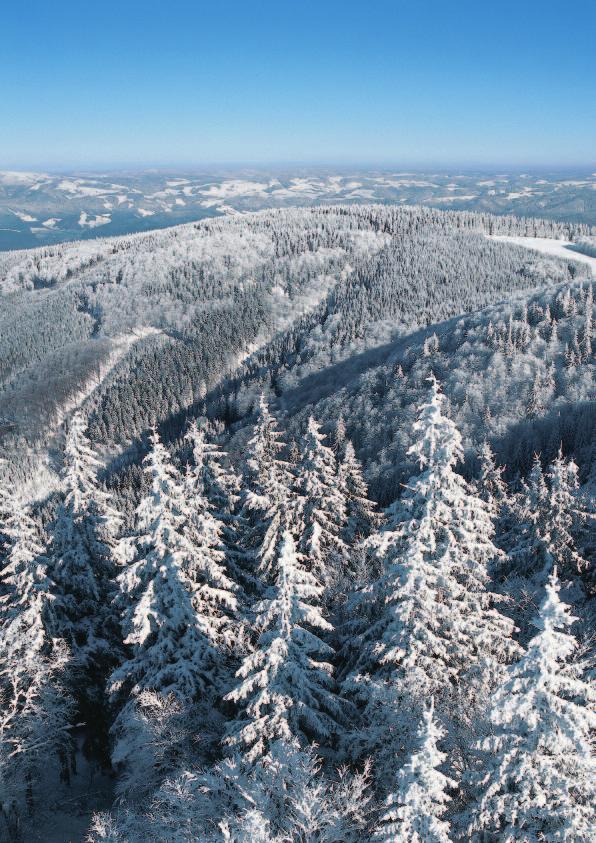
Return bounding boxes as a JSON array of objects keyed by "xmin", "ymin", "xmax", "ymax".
[
  {"xmin": 0, "ymin": 205, "xmax": 593, "ymax": 496},
  {"xmin": 2, "ymin": 168, "xmax": 596, "ymax": 251},
  {"xmin": 0, "ymin": 205, "xmax": 594, "ymax": 842}
]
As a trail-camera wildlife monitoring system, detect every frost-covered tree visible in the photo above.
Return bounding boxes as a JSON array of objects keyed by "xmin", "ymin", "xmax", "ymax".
[
  {"xmin": 183, "ymin": 424, "xmax": 239, "ymax": 653},
  {"xmin": 465, "ymin": 570, "xmax": 596, "ymax": 841},
  {"xmin": 476, "ymin": 441, "xmax": 508, "ymax": 523},
  {"xmin": 544, "ymin": 449, "xmax": 590, "ymax": 577},
  {"xmin": 296, "ymin": 417, "xmax": 348, "ymax": 592},
  {"xmin": 224, "ymin": 531, "xmax": 341, "ymax": 764},
  {"xmin": 240, "ymin": 396, "xmax": 297, "ymax": 584},
  {"xmin": 0, "ymin": 490, "xmax": 74, "ymax": 836},
  {"xmin": 110, "ymin": 430, "xmax": 236, "ymax": 793},
  {"xmin": 373, "ymin": 701, "xmax": 454, "ymax": 843},
  {"xmin": 185, "ymin": 419, "xmax": 241, "ymax": 518},
  {"xmin": 338, "ymin": 440, "xmax": 379, "ymax": 546},
  {"xmin": 511, "ymin": 450, "xmax": 589, "ymax": 583},
  {"xmin": 343, "ymin": 377, "xmax": 518, "ymax": 770},
  {"xmin": 50, "ymin": 411, "xmax": 123, "ymax": 668}
]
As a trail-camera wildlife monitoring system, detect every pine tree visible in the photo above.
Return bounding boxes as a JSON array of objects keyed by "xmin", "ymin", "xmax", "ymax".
[
  {"xmin": 466, "ymin": 570, "xmax": 596, "ymax": 842},
  {"xmin": 373, "ymin": 701, "xmax": 454, "ymax": 843},
  {"xmin": 224, "ymin": 531, "xmax": 341, "ymax": 764},
  {"xmin": 545, "ymin": 449, "xmax": 589, "ymax": 578},
  {"xmin": 296, "ymin": 417, "xmax": 348, "ymax": 592},
  {"xmin": 580, "ymin": 281, "xmax": 593, "ymax": 362},
  {"xmin": 512, "ymin": 451, "xmax": 588, "ymax": 582},
  {"xmin": 342, "ymin": 377, "xmax": 518, "ymax": 769}
]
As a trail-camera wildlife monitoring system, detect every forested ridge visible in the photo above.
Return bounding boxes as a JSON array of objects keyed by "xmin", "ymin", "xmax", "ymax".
[{"xmin": 0, "ymin": 205, "xmax": 594, "ymax": 841}]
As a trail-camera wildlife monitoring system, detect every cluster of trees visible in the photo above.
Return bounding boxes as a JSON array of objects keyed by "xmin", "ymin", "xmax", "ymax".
[
  {"xmin": 1, "ymin": 205, "xmax": 589, "ymax": 471},
  {"xmin": 1, "ymin": 376, "xmax": 593, "ymax": 841}
]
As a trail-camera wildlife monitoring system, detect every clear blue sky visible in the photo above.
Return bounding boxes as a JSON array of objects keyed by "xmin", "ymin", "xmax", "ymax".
[{"xmin": 2, "ymin": 0, "xmax": 595, "ymax": 169}]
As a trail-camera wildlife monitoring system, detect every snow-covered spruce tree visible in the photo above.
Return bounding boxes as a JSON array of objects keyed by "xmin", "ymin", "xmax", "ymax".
[
  {"xmin": 116, "ymin": 738, "xmax": 372, "ymax": 843},
  {"xmin": 185, "ymin": 419, "xmax": 241, "ymax": 519},
  {"xmin": 109, "ymin": 429, "xmax": 236, "ymax": 797},
  {"xmin": 373, "ymin": 701, "xmax": 454, "ymax": 843},
  {"xmin": 295, "ymin": 417, "xmax": 348, "ymax": 593},
  {"xmin": 465, "ymin": 570, "xmax": 596, "ymax": 842},
  {"xmin": 49, "ymin": 412, "xmax": 124, "ymax": 727},
  {"xmin": 511, "ymin": 450, "xmax": 589, "ymax": 584},
  {"xmin": 544, "ymin": 448, "xmax": 590, "ymax": 579},
  {"xmin": 476, "ymin": 442, "xmax": 508, "ymax": 524},
  {"xmin": 182, "ymin": 422, "xmax": 239, "ymax": 654},
  {"xmin": 342, "ymin": 376, "xmax": 518, "ymax": 775},
  {"xmin": 338, "ymin": 439, "xmax": 380, "ymax": 546},
  {"xmin": 239, "ymin": 396, "xmax": 297, "ymax": 585},
  {"xmin": 0, "ymin": 489, "xmax": 75, "ymax": 836},
  {"xmin": 224, "ymin": 530, "xmax": 341, "ymax": 764}
]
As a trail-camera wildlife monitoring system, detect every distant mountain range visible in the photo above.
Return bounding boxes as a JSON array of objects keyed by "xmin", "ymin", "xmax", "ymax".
[{"xmin": 1, "ymin": 168, "xmax": 595, "ymax": 250}]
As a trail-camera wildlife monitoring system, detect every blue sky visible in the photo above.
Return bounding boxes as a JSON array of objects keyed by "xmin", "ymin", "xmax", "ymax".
[{"xmin": 2, "ymin": 0, "xmax": 595, "ymax": 169}]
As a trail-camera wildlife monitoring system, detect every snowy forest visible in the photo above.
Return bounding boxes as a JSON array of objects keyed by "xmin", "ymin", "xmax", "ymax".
[{"xmin": 0, "ymin": 204, "xmax": 594, "ymax": 841}]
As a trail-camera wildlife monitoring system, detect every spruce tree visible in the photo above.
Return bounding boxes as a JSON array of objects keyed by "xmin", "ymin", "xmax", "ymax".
[
  {"xmin": 466, "ymin": 570, "xmax": 596, "ymax": 841},
  {"xmin": 111, "ymin": 430, "xmax": 231, "ymax": 704},
  {"xmin": 342, "ymin": 377, "xmax": 518, "ymax": 770},
  {"xmin": 0, "ymin": 489, "xmax": 74, "ymax": 835},
  {"xmin": 296, "ymin": 417, "xmax": 348, "ymax": 592},
  {"xmin": 338, "ymin": 440, "xmax": 379, "ymax": 545},
  {"xmin": 240, "ymin": 396, "xmax": 297, "ymax": 584},
  {"xmin": 373, "ymin": 701, "xmax": 454, "ymax": 843},
  {"xmin": 110, "ymin": 430, "xmax": 237, "ymax": 791},
  {"xmin": 50, "ymin": 411, "xmax": 123, "ymax": 670},
  {"xmin": 224, "ymin": 531, "xmax": 341, "ymax": 764}
]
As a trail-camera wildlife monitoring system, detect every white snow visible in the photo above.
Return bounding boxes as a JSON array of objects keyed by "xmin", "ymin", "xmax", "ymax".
[
  {"xmin": 0, "ymin": 170, "xmax": 47, "ymax": 185},
  {"xmin": 488, "ymin": 235, "xmax": 596, "ymax": 275},
  {"xmin": 78, "ymin": 212, "xmax": 111, "ymax": 228},
  {"xmin": 9, "ymin": 209, "xmax": 38, "ymax": 222},
  {"xmin": 42, "ymin": 217, "xmax": 62, "ymax": 228},
  {"xmin": 137, "ymin": 208, "xmax": 155, "ymax": 217}
]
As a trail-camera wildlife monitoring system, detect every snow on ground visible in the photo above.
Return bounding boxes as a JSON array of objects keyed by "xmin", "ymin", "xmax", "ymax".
[
  {"xmin": 10, "ymin": 208, "xmax": 37, "ymax": 222},
  {"xmin": 78, "ymin": 212, "xmax": 111, "ymax": 228},
  {"xmin": 488, "ymin": 235, "xmax": 596, "ymax": 275},
  {"xmin": 0, "ymin": 170, "xmax": 47, "ymax": 185}
]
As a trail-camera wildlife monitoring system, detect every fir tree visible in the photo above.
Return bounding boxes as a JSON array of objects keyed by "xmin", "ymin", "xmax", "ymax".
[
  {"xmin": 111, "ymin": 430, "xmax": 231, "ymax": 704},
  {"xmin": 110, "ymin": 430, "xmax": 237, "ymax": 790},
  {"xmin": 466, "ymin": 570, "xmax": 596, "ymax": 842},
  {"xmin": 185, "ymin": 420, "xmax": 240, "ymax": 518},
  {"xmin": 476, "ymin": 441, "xmax": 508, "ymax": 522},
  {"xmin": 183, "ymin": 424, "xmax": 239, "ymax": 653}
]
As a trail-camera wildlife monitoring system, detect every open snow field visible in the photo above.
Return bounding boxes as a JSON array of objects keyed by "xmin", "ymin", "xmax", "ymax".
[{"xmin": 488, "ymin": 235, "xmax": 596, "ymax": 275}]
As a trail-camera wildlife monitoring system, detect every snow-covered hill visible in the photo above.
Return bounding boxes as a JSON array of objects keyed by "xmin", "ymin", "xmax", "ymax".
[{"xmin": 1, "ymin": 167, "xmax": 595, "ymax": 251}]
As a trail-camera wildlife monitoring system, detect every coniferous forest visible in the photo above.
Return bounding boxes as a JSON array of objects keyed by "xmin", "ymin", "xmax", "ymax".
[{"xmin": 0, "ymin": 205, "xmax": 594, "ymax": 842}]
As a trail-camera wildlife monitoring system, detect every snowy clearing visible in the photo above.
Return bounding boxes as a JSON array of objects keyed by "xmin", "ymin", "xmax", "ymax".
[{"xmin": 487, "ymin": 235, "xmax": 596, "ymax": 275}]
